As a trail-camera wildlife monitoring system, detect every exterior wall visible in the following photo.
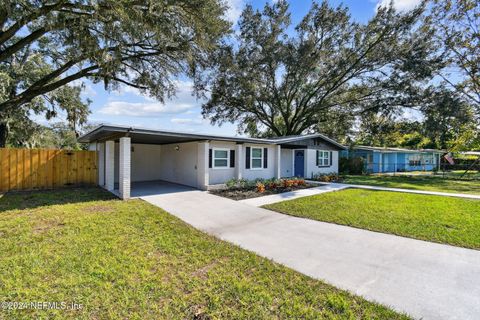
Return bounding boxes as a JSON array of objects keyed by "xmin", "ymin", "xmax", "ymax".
[
  {"xmin": 305, "ymin": 149, "xmax": 339, "ymax": 178},
  {"xmin": 131, "ymin": 144, "xmax": 162, "ymax": 182},
  {"xmin": 197, "ymin": 142, "xmax": 209, "ymax": 190},
  {"xmin": 280, "ymin": 149, "xmax": 293, "ymax": 177},
  {"xmin": 382, "ymin": 153, "xmax": 397, "ymax": 172},
  {"xmin": 105, "ymin": 141, "xmax": 115, "ymax": 190},
  {"xmin": 404, "ymin": 152, "xmax": 439, "ymax": 172},
  {"xmin": 241, "ymin": 144, "xmax": 277, "ymax": 180},
  {"xmin": 158, "ymin": 142, "xmax": 198, "ymax": 187},
  {"xmin": 344, "ymin": 149, "xmax": 443, "ymax": 173},
  {"xmin": 209, "ymin": 141, "xmax": 236, "ymax": 185},
  {"xmin": 114, "ymin": 142, "xmax": 119, "ymax": 184},
  {"xmin": 397, "ymin": 153, "xmax": 407, "ymax": 171}
]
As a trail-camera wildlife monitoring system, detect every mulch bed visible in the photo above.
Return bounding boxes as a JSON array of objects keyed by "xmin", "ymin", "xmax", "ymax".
[{"xmin": 210, "ymin": 184, "xmax": 318, "ymax": 200}]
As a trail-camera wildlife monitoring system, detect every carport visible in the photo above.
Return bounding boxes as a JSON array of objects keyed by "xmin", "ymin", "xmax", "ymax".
[{"xmin": 80, "ymin": 125, "xmax": 216, "ymax": 199}]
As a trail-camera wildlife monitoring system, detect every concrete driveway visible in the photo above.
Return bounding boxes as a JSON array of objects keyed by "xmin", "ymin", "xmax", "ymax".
[{"xmin": 140, "ymin": 186, "xmax": 480, "ymax": 320}]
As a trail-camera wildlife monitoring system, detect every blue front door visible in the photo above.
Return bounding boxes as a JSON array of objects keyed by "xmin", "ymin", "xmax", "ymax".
[{"xmin": 294, "ymin": 150, "xmax": 305, "ymax": 177}]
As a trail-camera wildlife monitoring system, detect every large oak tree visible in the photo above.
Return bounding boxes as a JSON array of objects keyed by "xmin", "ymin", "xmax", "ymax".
[
  {"xmin": 427, "ymin": 0, "xmax": 480, "ymax": 110},
  {"xmin": 0, "ymin": 0, "xmax": 230, "ymax": 146},
  {"xmin": 202, "ymin": 0, "xmax": 440, "ymax": 137}
]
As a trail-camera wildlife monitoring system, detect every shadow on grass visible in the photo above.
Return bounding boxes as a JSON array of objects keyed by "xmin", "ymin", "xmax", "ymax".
[{"xmin": 0, "ymin": 187, "xmax": 117, "ymax": 212}]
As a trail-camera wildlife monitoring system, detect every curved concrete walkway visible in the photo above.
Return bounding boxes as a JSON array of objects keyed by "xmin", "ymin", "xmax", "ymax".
[
  {"xmin": 239, "ymin": 184, "xmax": 349, "ymax": 207},
  {"xmin": 139, "ymin": 184, "xmax": 480, "ymax": 320}
]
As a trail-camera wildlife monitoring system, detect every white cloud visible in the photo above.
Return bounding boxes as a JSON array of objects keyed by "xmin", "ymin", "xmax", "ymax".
[
  {"xmin": 376, "ymin": 0, "xmax": 422, "ymax": 12},
  {"xmin": 98, "ymin": 101, "xmax": 196, "ymax": 117},
  {"xmin": 170, "ymin": 117, "xmax": 206, "ymax": 125},
  {"xmin": 224, "ymin": 0, "xmax": 245, "ymax": 23},
  {"xmin": 99, "ymin": 80, "xmax": 202, "ymax": 117}
]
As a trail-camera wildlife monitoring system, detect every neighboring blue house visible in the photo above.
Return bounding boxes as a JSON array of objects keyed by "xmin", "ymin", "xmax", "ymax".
[{"xmin": 341, "ymin": 146, "xmax": 444, "ymax": 173}]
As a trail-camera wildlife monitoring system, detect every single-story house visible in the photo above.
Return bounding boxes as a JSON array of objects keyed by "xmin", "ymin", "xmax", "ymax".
[
  {"xmin": 341, "ymin": 146, "xmax": 444, "ymax": 173},
  {"xmin": 79, "ymin": 125, "xmax": 345, "ymax": 199}
]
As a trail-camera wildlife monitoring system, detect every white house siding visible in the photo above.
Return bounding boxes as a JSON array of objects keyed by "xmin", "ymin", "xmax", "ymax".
[
  {"xmin": 131, "ymin": 144, "xmax": 162, "ymax": 182},
  {"xmin": 158, "ymin": 141, "xmax": 198, "ymax": 187},
  {"xmin": 280, "ymin": 148, "xmax": 293, "ymax": 177},
  {"xmin": 241, "ymin": 144, "xmax": 277, "ymax": 180},
  {"xmin": 114, "ymin": 142, "xmax": 119, "ymax": 184},
  {"xmin": 305, "ymin": 149, "xmax": 339, "ymax": 179},
  {"xmin": 209, "ymin": 141, "xmax": 236, "ymax": 185}
]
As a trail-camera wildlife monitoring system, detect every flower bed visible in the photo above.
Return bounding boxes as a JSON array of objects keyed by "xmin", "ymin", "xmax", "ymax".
[
  {"xmin": 311, "ymin": 172, "xmax": 342, "ymax": 183},
  {"xmin": 210, "ymin": 178, "xmax": 317, "ymax": 200}
]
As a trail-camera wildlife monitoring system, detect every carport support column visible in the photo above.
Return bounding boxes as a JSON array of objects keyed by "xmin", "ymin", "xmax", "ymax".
[
  {"xmin": 119, "ymin": 137, "xmax": 131, "ymax": 200},
  {"xmin": 235, "ymin": 144, "xmax": 243, "ymax": 179},
  {"xmin": 97, "ymin": 142, "xmax": 105, "ymax": 186},
  {"xmin": 275, "ymin": 145, "xmax": 281, "ymax": 179},
  {"xmin": 197, "ymin": 141, "xmax": 209, "ymax": 190},
  {"xmin": 105, "ymin": 140, "xmax": 115, "ymax": 191}
]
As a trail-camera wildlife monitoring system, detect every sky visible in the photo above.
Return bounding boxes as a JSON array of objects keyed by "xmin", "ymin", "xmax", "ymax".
[{"xmin": 42, "ymin": 0, "xmax": 422, "ymax": 136}]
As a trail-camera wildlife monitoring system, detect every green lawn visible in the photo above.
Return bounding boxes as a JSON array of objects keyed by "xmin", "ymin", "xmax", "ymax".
[
  {"xmin": 0, "ymin": 188, "xmax": 407, "ymax": 319},
  {"xmin": 265, "ymin": 189, "xmax": 480, "ymax": 250},
  {"xmin": 342, "ymin": 174, "xmax": 480, "ymax": 195}
]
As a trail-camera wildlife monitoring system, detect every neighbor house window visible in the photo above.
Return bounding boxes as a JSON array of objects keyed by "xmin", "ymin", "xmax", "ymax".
[
  {"xmin": 251, "ymin": 147, "xmax": 263, "ymax": 169},
  {"xmin": 317, "ymin": 150, "xmax": 330, "ymax": 166},
  {"xmin": 408, "ymin": 155, "xmax": 421, "ymax": 166},
  {"xmin": 213, "ymin": 148, "xmax": 229, "ymax": 168}
]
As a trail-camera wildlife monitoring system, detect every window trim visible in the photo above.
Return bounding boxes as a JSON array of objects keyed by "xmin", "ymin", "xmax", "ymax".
[
  {"xmin": 250, "ymin": 147, "xmax": 264, "ymax": 170},
  {"xmin": 317, "ymin": 150, "xmax": 331, "ymax": 167},
  {"xmin": 212, "ymin": 148, "xmax": 230, "ymax": 169}
]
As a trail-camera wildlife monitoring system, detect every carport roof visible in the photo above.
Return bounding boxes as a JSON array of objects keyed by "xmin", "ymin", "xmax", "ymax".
[{"xmin": 78, "ymin": 124, "xmax": 345, "ymax": 149}]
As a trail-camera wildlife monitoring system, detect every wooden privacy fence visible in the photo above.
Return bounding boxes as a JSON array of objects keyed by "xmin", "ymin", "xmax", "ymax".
[{"xmin": 0, "ymin": 148, "xmax": 98, "ymax": 192}]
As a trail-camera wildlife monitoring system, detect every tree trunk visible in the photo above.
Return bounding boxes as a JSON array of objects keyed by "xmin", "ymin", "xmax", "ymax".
[{"xmin": 0, "ymin": 122, "xmax": 8, "ymax": 147}]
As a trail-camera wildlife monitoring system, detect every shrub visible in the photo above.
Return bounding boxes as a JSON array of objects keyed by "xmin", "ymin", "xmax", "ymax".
[
  {"xmin": 283, "ymin": 179, "xmax": 294, "ymax": 188},
  {"xmin": 225, "ymin": 178, "xmax": 249, "ymax": 189},
  {"xmin": 312, "ymin": 173, "xmax": 340, "ymax": 182},
  {"xmin": 256, "ymin": 182, "xmax": 265, "ymax": 193},
  {"xmin": 339, "ymin": 157, "xmax": 365, "ymax": 175}
]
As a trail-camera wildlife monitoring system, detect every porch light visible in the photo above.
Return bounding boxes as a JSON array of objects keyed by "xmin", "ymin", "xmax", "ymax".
[{"xmin": 175, "ymin": 145, "xmax": 180, "ymax": 151}]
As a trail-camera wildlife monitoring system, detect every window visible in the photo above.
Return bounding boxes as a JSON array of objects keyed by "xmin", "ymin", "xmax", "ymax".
[
  {"xmin": 251, "ymin": 147, "xmax": 263, "ymax": 169},
  {"xmin": 408, "ymin": 154, "xmax": 421, "ymax": 167},
  {"xmin": 213, "ymin": 148, "xmax": 229, "ymax": 168},
  {"xmin": 317, "ymin": 150, "xmax": 330, "ymax": 166},
  {"xmin": 367, "ymin": 154, "xmax": 373, "ymax": 164}
]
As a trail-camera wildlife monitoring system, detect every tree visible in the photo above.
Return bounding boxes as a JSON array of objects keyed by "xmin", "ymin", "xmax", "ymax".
[
  {"xmin": 0, "ymin": 0, "xmax": 230, "ymax": 146},
  {"xmin": 202, "ymin": 0, "xmax": 439, "ymax": 137},
  {"xmin": 421, "ymin": 87, "xmax": 478, "ymax": 150},
  {"xmin": 354, "ymin": 112, "xmax": 428, "ymax": 148},
  {"xmin": 354, "ymin": 87, "xmax": 479, "ymax": 150},
  {"xmin": 427, "ymin": 0, "xmax": 480, "ymax": 110},
  {"xmin": 7, "ymin": 121, "xmax": 96, "ymax": 150},
  {"xmin": 0, "ymin": 77, "xmax": 91, "ymax": 147}
]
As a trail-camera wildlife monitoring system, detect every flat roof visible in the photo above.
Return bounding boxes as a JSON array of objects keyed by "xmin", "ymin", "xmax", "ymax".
[
  {"xmin": 351, "ymin": 145, "xmax": 444, "ymax": 153},
  {"xmin": 78, "ymin": 124, "xmax": 346, "ymax": 149},
  {"xmin": 461, "ymin": 151, "xmax": 480, "ymax": 156}
]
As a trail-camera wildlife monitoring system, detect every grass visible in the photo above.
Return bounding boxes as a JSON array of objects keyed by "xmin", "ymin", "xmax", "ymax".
[
  {"xmin": 342, "ymin": 174, "xmax": 480, "ymax": 195},
  {"xmin": 0, "ymin": 188, "xmax": 408, "ymax": 319},
  {"xmin": 265, "ymin": 189, "xmax": 480, "ymax": 249}
]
